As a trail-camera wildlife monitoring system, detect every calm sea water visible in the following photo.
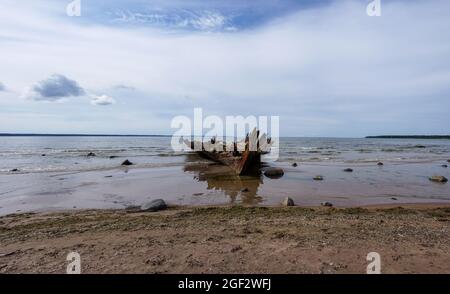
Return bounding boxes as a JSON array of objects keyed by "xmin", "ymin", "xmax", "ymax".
[{"xmin": 0, "ymin": 136, "xmax": 449, "ymax": 173}]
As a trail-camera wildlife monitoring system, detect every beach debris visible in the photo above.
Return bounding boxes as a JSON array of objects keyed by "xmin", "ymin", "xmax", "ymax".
[
  {"xmin": 109, "ymin": 156, "xmax": 118, "ymax": 159},
  {"xmin": 140, "ymin": 199, "xmax": 167, "ymax": 212},
  {"xmin": 292, "ymin": 163, "xmax": 298, "ymax": 167},
  {"xmin": 264, "ymin": 167, "xmax": 284, "ymax": 178},
  {"xmin": 282, "ymin": 197, "xmax": 295, "ymax": 207},
  {"xmin": 0, "ymin": 251, "xmax": 17, "ymax": 258},
  {"xmin": 377, "ymin": 162, "xmax": 384, "ymax": 166},
  {"xmin": 240, "ymin": 188, "xmax": 249, "ymax": 192},
  {"xmin": 121, "ymin": 159, "xmax": 133, "ymax": 166},
  {"xmin": 442, "ymin": 165, "xmax": 448, "ymax": 168},
  {"xmin": 313, "ymin": 175, "xmax": 324, "ymax": 181},
  {"xmin": 230, "ymin": 245, "xmax": 242, "ymax": 253},
  {"xmin": 429, "ymin": 176, "xmax": 448, "ymax": 183},
  {"xmin": 87, "ymin": 152, "xmax": 96, "ymax": 157},
  {"xmin": 321, "ymin": 201, "xmax": 333, "ymax": 207},
  {"xmin": 10, "ymin": 168, "xmax": 19, "ymax": 172},
  {"xmin": 343, "ymin": 168, "xmax": 353, "ymax": 172}
]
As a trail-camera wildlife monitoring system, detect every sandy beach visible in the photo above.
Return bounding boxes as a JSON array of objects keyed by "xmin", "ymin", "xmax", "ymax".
[{"xmin": 1, "ymin": 204, "xmax": 449, "ymax": 274}]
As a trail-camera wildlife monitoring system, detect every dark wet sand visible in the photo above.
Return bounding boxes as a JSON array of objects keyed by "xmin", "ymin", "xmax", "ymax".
[
  {"xmin": 0, "ymin": 204, "xmax": 449, "ymax": 274},
  {"xmin": 0, "ymin": 159, "xmax": 449, "ymax": 216}
]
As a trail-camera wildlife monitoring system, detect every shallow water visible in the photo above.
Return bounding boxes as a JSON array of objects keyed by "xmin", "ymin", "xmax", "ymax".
[{"xmin": 0, "ymin": 136, "xmax": 449, "ymax": 215}]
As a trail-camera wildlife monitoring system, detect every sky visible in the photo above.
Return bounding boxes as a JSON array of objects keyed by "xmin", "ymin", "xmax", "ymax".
[{"xmin": 0, "ymin": 0, "xmax": 449, "ymax": 137}]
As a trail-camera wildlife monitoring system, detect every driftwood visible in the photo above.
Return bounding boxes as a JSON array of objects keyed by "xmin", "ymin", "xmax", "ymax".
[{"xmin": 183, "ymin": 129, "xmax": 272, "ymax": 175}]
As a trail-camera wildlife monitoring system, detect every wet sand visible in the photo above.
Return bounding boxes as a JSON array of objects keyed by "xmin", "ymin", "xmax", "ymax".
[
  {"xmin": 0, "ymin": 159, "xmax": 449, "ymax": 216},
  {"xmin": 1, "ymin": 205, "xmax": 449, "ymax": 274}
]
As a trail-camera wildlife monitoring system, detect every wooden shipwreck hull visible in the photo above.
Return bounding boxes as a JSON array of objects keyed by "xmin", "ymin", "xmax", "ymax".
[{"xmin": 183, "ymin": 129, "xmax": 272, "ymax": 175}]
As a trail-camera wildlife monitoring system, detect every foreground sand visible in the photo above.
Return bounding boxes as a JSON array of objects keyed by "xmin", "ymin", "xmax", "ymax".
[{"xmin": 0, "ymin": 205, "xmax": 449, "ymax": 273}]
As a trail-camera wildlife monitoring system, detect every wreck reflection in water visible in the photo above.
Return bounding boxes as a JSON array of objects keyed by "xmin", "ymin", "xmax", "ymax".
[{"xmin": 183, "ymin": 154, "xmax": 264, "ymax": 204}]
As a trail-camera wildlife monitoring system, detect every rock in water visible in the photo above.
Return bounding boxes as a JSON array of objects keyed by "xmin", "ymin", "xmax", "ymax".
[
  {"xmin": 321, "ymin": 201, "xmax": 333, "ymax": 207},
  {"xmin": 141, "ymin": 199, "xmax": 167, "ymax": 212},
  {"xmin": 442, "ymin": 165, "xmax": 448, "ymax": 168},
  {"xmin": 282, "ymin": 197, "xmax": 295, "ymax": 207},
  {"xmin": 121, "ymin": 159, "xmax": 133, "ymax": 166},
  {"xmin": 313, "ymin": 175, "xmax": 324, "ymax": 181},
  {"xmin": 377, "ymin": 162, "xmax": 384, "ymax": 166},
  {"xmin": 87, "ymin": 152, "xmax": 96, "ymax": 157},
  {"xmin": 429, "ymin": 176, "xmax": 448, "ymax": 183},
  {"xmin": 292, "ymin": 163, "xmax": 298, "ymax": 167},
  {"xmin": 109, "ymin": 156, "xmax": 118, "ymax": 159},
  {"xmin": 10, "ymin": 168, "xmax": 19, "ymax": 172},
  {"xmin": 264, "ymin": 168, "xmax": 284, "ymax": 178},
  {"xmin": 448, "ymin": 159, "xmax": 450, "ymax": 163},
  {"xmin": 343, "ymin": 168, "xmax": 353, "ymax": 172}
]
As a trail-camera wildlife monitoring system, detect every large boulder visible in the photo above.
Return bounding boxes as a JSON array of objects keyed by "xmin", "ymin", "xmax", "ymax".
[
  {"xmin": 282, "ymin": 197, "xmax": 295, "ymax": 207},
  {"xmin": 140, "ymin": 199, "xmax": 167, "ymax": 212},
  {"xmin": 264, "ymin": 168, "xmax": 284, "ymax": 178}
]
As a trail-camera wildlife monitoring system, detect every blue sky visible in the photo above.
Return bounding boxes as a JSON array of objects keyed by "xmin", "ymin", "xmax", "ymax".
[{"xmin": 0, "ymin": 0, "xmax": 449, "ymax": 136}]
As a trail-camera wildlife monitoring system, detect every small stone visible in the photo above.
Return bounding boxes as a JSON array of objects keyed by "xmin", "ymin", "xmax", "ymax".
[
  {"xmin": 377, "ymin": 162, "xmax": 384, "ymax": 166},
  {"xmin": 414, "ymin": 145, "xmax": 426, "ymax": 148},
  {"xmin": 87, "ymin": 152, "xmax": 96, "ymax": 157},
  {"xmin": 230, "ymin": 245, "xmax": 242, "ymax": 253},
  {"xmin": 313, "ymin": 175, "xmax": 324, "ymax": 181},
  {"xmin": 429, "ymin": 176, "xmax": 448, "ymax": 183},
  {"xmin": 391, "ymin": 197, "xmax": 397, "ymax": 201},
  {"xmin": 442, "ymin": 165, "xmax": 448, "ymax": 168},
  {"xmin": 282, "ymin": 197, "xmax": 295, "ymax": 207},
  {"xmin": 292, "ymin": 163, "xmax": 298, "ymax": 167},
  {"xmin": 121, "ymin": 159, "xmax": 133, "ymax": 166},
  {"xmin": 343, "ymin": 168, "xmax": 353, "ymax": 172},
  {"xmin": 105, "ymin": 175, "xmax": 113, "ymax": 178},
  {"xmin": 321, "ymin": 201, "xmax": 333, "ymax": 207},
  {"xmin": 10, "ymin": 168, "xmax": 19, "ymax": 172},
  {"xmin": 264, "ymin": 168, "xmax": 284, "ymax": 178},
  {"xmin": 140, "ymin": 199, "xmax": 167, "ymax": 212},
  {"xmin": 240, "ymin": 188, "xmax": 249, "ymax": 192},
  {"xmin": 109, "ymin": 156, "xmax": 118, "ymax": 159},
  {"xmin": 41, "ymin": 154, "xmax": 46, "ymax": 156}
]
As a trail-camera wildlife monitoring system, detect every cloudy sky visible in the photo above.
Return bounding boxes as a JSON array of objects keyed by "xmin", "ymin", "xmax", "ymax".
[{"xmin": 0, "ymin": 0, "xmax": 449, "ymax": 137}]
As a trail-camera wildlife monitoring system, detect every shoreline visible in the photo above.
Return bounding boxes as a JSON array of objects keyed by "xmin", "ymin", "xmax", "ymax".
[{"xmin": 1, "ymin": 204, "xmax": 449, "ymax": 273}]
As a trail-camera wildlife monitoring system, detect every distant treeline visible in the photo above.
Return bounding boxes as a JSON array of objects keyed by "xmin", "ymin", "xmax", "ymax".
[{"xmin": 366, "ymin": 135, "xmax": 450, "ymax": 139}]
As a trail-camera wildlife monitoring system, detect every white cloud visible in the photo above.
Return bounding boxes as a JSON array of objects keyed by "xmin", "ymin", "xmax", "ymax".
[{"xmin": 90, "ymin": 94, "xmax": 116, "ymax": 106}]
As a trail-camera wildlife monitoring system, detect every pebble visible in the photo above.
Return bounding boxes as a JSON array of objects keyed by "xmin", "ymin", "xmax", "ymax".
[
  {"xmin": 121, "ymin": 159, "xmax": 133, "ymax": 166},
  {"xmin": 429, "ymin": 176, "xmax": 448, "ymax": 183}
]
